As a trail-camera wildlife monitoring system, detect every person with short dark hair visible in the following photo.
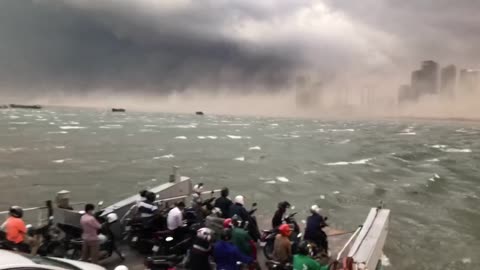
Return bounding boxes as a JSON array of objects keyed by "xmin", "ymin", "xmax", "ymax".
[
  {"xmin": 167, "ymin": 201, "xmax": 186, "ymax": 242},
  {"xmin": 272, "ymin": 201, "xmax": 291, "ymax": 228},
  {"xmin": 80, "ymin": 203, "xmax": 101, "ymax": 263},
  {"xmin": 214, "ymin": 187, "xmax": 232, "ymax": 218},
  {"xmin": 137, "ymin": 192, "xmax": 158, "ymax": 218}
]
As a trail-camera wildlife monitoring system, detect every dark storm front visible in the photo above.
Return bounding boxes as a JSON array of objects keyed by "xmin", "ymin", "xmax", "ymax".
[{"xmin": 0, "ymin": 108, "xmax": 479, "ymax": 269}]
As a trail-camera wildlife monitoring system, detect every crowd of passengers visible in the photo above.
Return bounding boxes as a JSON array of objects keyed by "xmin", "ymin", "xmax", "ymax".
[{"xmin": 1, "ymin": 185, "xmax": 330, "ymax": 270}]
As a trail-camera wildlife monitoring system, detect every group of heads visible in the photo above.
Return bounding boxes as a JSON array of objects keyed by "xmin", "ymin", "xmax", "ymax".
[
  {"xmin": 139, "ymin": 190, "xmax": 157, "ymax": 202},
  {"xmin": 222, "ymin": 214, "xmax": 245, "ymax": 229}
]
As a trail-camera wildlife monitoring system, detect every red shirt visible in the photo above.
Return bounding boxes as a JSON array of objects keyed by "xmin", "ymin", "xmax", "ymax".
[{"xmin": 5, "ymin": 217, "xmax": 26, "ymax": 244}]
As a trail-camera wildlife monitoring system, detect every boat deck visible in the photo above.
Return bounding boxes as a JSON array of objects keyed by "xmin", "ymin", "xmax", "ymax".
[{"xmin": 100, "ymin": 227, "xmax": 354, "ymax": 270}]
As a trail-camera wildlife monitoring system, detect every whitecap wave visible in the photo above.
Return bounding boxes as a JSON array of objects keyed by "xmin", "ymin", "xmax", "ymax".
[
  {"xmin": 52, "ymin": 159, "xmax": 71, "ymax": 163},
  {"xmin": 337, "ymin": 139, "xmax": 351, "ymax": 144},
  {"xmin": 227, "ymin": 135, "xmax": 243, "ymax": 139},
  {"xmin": 154, "ymin": 154, "xmax": 175, "ymax": 159},
  {"xmin": 207, "ymin": 136, "xmax": 218, "ymax": 139},
  {"xmin": 99, "ymin": 124, "xmax": 123, "ymax": 129},
  {"xmin": 55, "ymin": 146, "xmax": 66, "ymax": 149},
  {"xmin": 426, "ymin": 158, "xmax": 440, "ymax": 162},
  {"xmin": 175, "ymin": 124, "xmax": 198, "ymax": 128},
  {"xmin": 48, "ymin": 131, "xmax": 68, "ymax": 134},
  {"xmin": 249, "ymin": 146, "xmax": 261, "ymax": 151},
  {"xmin": 228, "ymin": 123, "xmax": 250, "ymax": 126},
  {"xmin": 265, "ymin": 180, "xmax": 276, "ymax": 184},
  {"xmin": 234, "ymin": 156, "xmax": 245, "ymax": 161},
  {"xmin": 333, "ymin": 191, "xmax": 340, "ymax": 194},
  {"xmin": 276, "ymin": 176, "xmax": 290, "ymax": 182},
  {"xmin": 442, "ymin": 148, "xmax": 472, "ymax": 153},
  {"xmin": 10, "ymin": 122, "xmax": 29, "ymax": 125},
  {"xmin": 398, "ymin": 132, "xmax": 416, "ymax": 135},
  {"xmin": 431, "ymin": 145, "xmax": 447, "ymax": 149},
  {"xmin": 324, "ymin": 158, "xmax": 372, "ymax": 166},
  {"xmin": 331, "ymin": 129, "xmax": 355, "ymax": 132},
  {"xmin": 303, "ymin": 170, "xmax": 317, "ymax": 175},
  {"xmin": 60, "ymin": 126, "xmax": 86, "ymax": 130},
  {"xmin": 175, "ymin": 136, "xmax": 187, "ymax": 139},
  {"xmin": 198, "ymin": 136, "xmax": 206, "ymax": 139}
]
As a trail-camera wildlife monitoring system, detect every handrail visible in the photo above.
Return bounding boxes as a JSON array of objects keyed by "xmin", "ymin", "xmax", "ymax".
[
  {"xmin": 336, "ymin": 225, "xmax": 363, "ymax": 261},
  {"xmin": 0, "ymin": 202, "xmax": 86, "ymax": 215}
]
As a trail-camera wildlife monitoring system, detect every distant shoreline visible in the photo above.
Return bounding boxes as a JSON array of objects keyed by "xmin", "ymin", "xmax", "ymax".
[
  {"xmin": 4, "ymin": 103, "xmax": 480, "ymax": 124},
  {"xmin": 384, "ymin": 116, "xmax": 480, "ymax": 124}
]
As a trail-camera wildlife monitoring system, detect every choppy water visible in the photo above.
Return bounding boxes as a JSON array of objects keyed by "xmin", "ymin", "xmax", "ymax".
[{"xmin": 1, "ymin": 107, "xmax": 479, "ymax": 269}]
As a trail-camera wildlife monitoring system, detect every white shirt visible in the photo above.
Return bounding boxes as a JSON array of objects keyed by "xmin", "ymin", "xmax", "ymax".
[{"xmin": 167, "ymin": 207, "xmax": 183, "ymax": 230}]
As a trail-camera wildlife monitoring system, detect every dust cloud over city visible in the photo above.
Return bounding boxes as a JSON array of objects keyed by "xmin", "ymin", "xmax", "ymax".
[{"xmin": 1, "ymin": 0, "xmax": 479, "ymax": 119}]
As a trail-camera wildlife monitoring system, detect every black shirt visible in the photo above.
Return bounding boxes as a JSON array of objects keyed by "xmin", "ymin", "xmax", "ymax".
[
  {"xmin": 214, "ymin": 196, "xmax": 232, "ymax": 219},
  {"xmin": 271, "ymin": 209, "xmax": 284, "ymax": 228}
]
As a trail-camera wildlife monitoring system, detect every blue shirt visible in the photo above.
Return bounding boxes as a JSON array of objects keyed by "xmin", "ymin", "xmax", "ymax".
[
  {"xmin": 213, "ymin": 241, "xmax": 253, "ymax": 270},
  {"xmin": 304, "ymin": 213, "xmax": 325, "ymax": 241}
]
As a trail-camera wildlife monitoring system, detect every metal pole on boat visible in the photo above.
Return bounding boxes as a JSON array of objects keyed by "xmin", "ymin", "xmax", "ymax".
[{"xmin": 169, "ymin": 166, "xmax": 180, "ymax": 183}]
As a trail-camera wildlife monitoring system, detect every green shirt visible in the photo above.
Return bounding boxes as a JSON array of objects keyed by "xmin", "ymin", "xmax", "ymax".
[
  {"xmin": 293, "ymin": 254, "xmax": 329, "ymax": 270},
  {"xmin": 231, "ymin": 227, "xmax": 252, "ymax": 256}
]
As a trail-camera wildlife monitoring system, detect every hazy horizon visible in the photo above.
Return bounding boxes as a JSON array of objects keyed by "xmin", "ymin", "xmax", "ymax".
[{"xmin": 1, "ymin": 1, "xmax": 480, "ymax": 119}]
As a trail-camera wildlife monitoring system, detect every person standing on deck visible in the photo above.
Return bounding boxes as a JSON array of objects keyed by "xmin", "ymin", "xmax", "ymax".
[
  {"xmin": 214, "ymin": 187, "xmax": 232, "ymax": 218},
  {"xmin": 229, "ymin": 195, "xmax": 249, "ymax": 222},
  {"xmin": 167, "ymin": 201, "xmax": 186, "ymax": 242},
  {"xmin": 137, "ymin": 192, "xmax": 158, "ymax": 218},
  {"xmin": 272, "ymin": 201, "xmax": 291, "ymax": 228},
  {"xmin": 304, "ymin": 205, "xmax": 328, "ymax": 253},
  {"xmin": 80, "ymin": 204, "xmax": 101, "ymax": 264}
]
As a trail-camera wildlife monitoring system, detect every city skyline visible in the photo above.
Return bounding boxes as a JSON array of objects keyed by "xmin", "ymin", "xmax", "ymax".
[{"xmin": 398, "ymin": 61, "xmax": 479, "ymax": 104}]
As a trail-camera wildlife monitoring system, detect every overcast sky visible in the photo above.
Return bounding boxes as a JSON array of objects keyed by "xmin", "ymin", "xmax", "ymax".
[{"xmin": 0, "ymin": 0, "xmax": 479, "ymax": 96}]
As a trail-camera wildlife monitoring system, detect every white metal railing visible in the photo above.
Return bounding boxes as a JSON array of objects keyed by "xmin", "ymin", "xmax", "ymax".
[
  {"xmin": 0, "ymin": 202, "xmax": 86, "ymax": 226},
  {"xmin": 336, "ymin": 225, "xmax": 363, "ymax": 261}
]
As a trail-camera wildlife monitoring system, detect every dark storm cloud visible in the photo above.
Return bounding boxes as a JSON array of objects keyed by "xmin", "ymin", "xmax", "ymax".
[
  {"xmin": 0, "ymin": 0, "xmax": 479, "ymax": 96},
  {"xmin": 0, "ymin": 0, "xmax": 302, "ymax": 94},
  {"xmin": 323, "ymin": 0, "xmax": 480, "ymax": 66}
]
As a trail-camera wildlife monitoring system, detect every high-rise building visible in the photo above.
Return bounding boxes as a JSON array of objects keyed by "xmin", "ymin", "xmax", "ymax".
[
  {"xmin": 410, "ymin": 60, "xmax": 439, "ymax": 98},
  {"xmin": 421, "ymin": 60, "xmax": 439, "ymax": 94},
  {"xmin": 458, "ymin": 69, "xmax": 480, "ymax": 93},
  {"xmin": 410, "ymin": 69, "xmax": 423, "ymax": 99},
  {"xmin": 440, "ymin": 65, "xmax": 457, "ymax": 96}
]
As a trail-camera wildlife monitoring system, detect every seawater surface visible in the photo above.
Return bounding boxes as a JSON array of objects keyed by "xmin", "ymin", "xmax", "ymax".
[{"xmin": 0, "ymin": 107, "xmax": 479, "ymax": 269}]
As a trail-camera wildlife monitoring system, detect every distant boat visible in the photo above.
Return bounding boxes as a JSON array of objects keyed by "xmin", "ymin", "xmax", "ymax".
[
  {"xmin": 195, "ymin": 111, "xmax": 204, "ymax": 115},
  {"xmin": 9, "ymin": 104, "xmax": 42, "ymax": 109},
  {"xmin": 112, "ymin": 108, "xmax": 126, "ymax": 112}
]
